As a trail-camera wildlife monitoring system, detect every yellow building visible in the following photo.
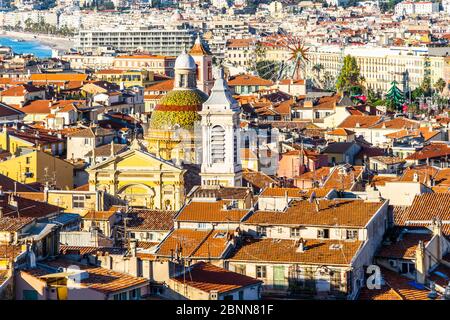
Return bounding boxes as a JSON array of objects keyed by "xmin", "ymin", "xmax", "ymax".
[
  {"xmin": 86, "ymin": 141, "xmax": 186, "ymax": 210},
  {"xmin": 0, "ymin": 149, "xmax": 74, "ymax": 189},
  {"xmin": 94, "ymin": 69, "xmax": 154, "ymax": 88}
]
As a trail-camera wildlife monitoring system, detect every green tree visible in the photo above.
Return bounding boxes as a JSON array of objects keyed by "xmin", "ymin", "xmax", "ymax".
[
  {"xmin": 336, "ymin": 55, "xmax": 364, "ymax": 96},
  {"xmin": 312, "ymin": 63, "xmax": 324, "ymax": 80},
  {"xmin": 434, "ymin": 78, "xmax": 446, "ymax": 94},
  {"xmin": 420, "ymin": 76, "xmax": 432, "ymax": 96},
  {"xmin": 385, "ymin": 80, "xmax": 405, "ymax": 111}
]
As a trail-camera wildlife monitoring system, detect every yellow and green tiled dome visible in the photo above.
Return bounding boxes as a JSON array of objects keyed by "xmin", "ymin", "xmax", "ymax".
[{"xmin": 149, "ymin": 89, "xmax": 209, "ymax": 130}]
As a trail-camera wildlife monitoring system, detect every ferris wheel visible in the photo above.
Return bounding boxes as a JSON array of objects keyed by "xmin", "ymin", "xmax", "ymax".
[{"xmin": 253, "ymin": 31, "xmax": 321, "ymax": 88}]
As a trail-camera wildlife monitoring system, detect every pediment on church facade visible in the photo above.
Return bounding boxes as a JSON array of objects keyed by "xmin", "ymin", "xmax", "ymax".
[{"xmin": 87, "ymin": 149, "xmax": 184, "ymax": 173}]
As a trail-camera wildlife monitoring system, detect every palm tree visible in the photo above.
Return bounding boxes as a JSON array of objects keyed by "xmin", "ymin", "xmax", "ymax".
[
  {"xmin": 434, "ymin": 78, "xmax": 446, "ymax": 94},
  {"xmin": 312, "ymin": 63, "xmax": 324, "ymax": 80}
]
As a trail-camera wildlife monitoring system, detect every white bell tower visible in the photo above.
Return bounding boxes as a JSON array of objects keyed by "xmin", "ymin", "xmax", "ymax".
[{"xmin": 200, "ymin": 69, "xmax": 242, "ymax": 187}]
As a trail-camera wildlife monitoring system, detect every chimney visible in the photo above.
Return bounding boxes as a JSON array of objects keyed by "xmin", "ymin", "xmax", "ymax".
[
  {"xmin": 110, "ymin": 141, "xmax": 114, "ymax": 157},
  {"xmin": 129, "ymin": 239, "xmax": 137, "ymax": 257},
  {"xmin": 296, "ymin": 238, "xmax": 306, "ymax": 253},
  {"xmin": 415, "ymin": 240, "xmax": 426, "ymax": 284}
]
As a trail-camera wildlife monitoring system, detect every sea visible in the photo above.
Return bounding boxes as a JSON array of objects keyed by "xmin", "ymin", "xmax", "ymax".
[{"xmin": 0, "ymin": 37, "xmax": 52, "ymax": 58}]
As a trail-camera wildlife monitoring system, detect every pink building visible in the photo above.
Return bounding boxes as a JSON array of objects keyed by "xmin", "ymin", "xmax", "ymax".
[{"xmin": 277, "ymin": 148, "xmax": 328, "ymax": 186}]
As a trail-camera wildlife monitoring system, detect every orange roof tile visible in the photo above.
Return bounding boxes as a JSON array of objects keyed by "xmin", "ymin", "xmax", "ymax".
[
  {"xmin": 176, "ymin": 200, "xmax": 250, "ymax": 223},
  {"xmin": 246, "ymin": 199, "xmax": 384, "ymax": 228},
  {"xmin": 229, "ymin": 238, "xmax": 362, "ymax": 265},
  {"xmin": 171, "ymin": 262, "xmax": 261, "ymax": 293}
]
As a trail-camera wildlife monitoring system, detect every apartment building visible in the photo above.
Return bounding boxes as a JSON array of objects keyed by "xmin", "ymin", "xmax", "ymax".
[
  {"xmin": 76, "ymin": 26, "xmax": 197, "ymax": 56},
  {"xmin": 394, "ymin": 1, "xmax": 440, "ymax": 16},
  {"xmin": 308, "ymin": 45, "xmax": 449, "ymax": 93}
]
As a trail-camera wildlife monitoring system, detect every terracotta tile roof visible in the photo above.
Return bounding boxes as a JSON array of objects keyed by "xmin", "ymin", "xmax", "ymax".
[
  {"xmin": 260, "ymin": 187, "xmax": 305, "ymax": 198},
  {"xmin": 338, "ymin": 115, "xmax": 382, "ymax": 128},
  {"xmin": 246, "ymin": 199, "xmax": 384, "ymax": 228},
  {"xmin": 322, "ymin": 142, "xmax": 356, "ymax": 154},
  {"xmin": 229, "ymin": 238, "xmax": 362, "ymax": 265},
  {"xmin": 322, "ymin": 165, "xmax": 364, "ymax": 191},
  {"xmin": 402, "ymin": 193, "xmax": 450, "ymax": 224},
  {"xmin": 176, "ymin": 200, "xmax": 250, "ymax": 223},
  {"xmin": 20, "ymin": 100, "xmax": 82, "ymax": 114},
  {"xmin": 188, "ymin": 186, "xmax": 252, "ymax": 200},
  {"xmin": 67, "ymin": 126, "xmax": 115, "ymax": 138},
  {"xmin": 399, "ymin": 165, "xmax": 439, "ymax": 183},
  {"xmin": 370, "ymin": 175, "xmax": 399, "ymax": 187},
  {"xmin": 371, "ymin": 156, "xmax": 405, "ymax": 165},
  {"xmin": 242, "ymin": 169, "xmax": 278, "ymax": 189},
  {"xmin": 83, "ymin": 209, "xmax": 117, "ymax": 221},
  {"xmin": 385, "ymin": 127, "xmax": 440, "ymax": 141},
  {"xmin": 371, "ymin": 118, "xmax": 420, "ymax": 129},
  {"xmin": 380, "ymin": 268, "xmax": 432, "ymax": 300},
  {"xmin": 0, "ymin": 244, "xmax": 24, "ymax": 259},
  {"xmin": 172, "ymin": 262, "xmax": 261, "ymax": 293},
  {"xmin": 0, "ymin": 193, "xmax": 61, "ymax": 218},
  {"xmin": 0, "ymin": 84, "xmax": 44, "ymax": 96},
  {"xmin": 26, "ymin": 258, "xmax": 148, "ymax": 294},
  {"xmin": 156, "ymin": 229, "xmax": 232, "ymax": 259},
  {"xmin": 0, "ymin": 102, "xmax": 24, "ymax": 117},
  {"xmin": 59, "ymin": 245, "xmax": 127, "ymax": 256},
  {"xmin": 145, "ymin": 79, "xmax": 174, "ymax": 92},
  {"xmin": 405, "ymin": 143, "xmax": 450, "ymax": 161},
  {"xmin": 228, "ymin": 74, "xmax": 273, "ymax": 87},
  {"xmin": 326, "ymin": 128, "xmax": 355, "ymax": 136},
  {"xmin": 126, "ymin": 210, "xmax": 175, "ymax": 231},
  {"xmin": 0, "ymin": 216, "xmax": 34, "ymax": 232},
  {"xmin": 30, "ymin": 73, "xmax": 88, "ymax": 82},
  {"xmin": 84, "ymin": 143, "xmax": 127, "ymax": 157},
  {"xmin": 226, "ymin": 38, "xmax": 255, "ymax": 48},
  {"xmin": 358, "ymin": 283, "xmax": 403, "ymax": 300},
  {"xmin": 377, "ymin": 231, "xmax": 432, "ymax": 259},
  {"xmin": 0, "ymin": 173, "xmax": 36, "ymax": 192}
]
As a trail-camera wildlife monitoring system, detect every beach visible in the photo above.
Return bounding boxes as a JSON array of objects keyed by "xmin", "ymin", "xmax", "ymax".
[{"xmin": 0, "ymin": 30, "xmax": 75, "ymax": 52}]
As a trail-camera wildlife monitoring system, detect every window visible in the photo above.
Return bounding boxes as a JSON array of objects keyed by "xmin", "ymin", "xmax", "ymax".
[
  {"xmin": 129, "ymin": 288, "xmax": 141, "ymax": 300},
  {"xmin": 211, "ymin": 125, "xmax": 225, "ymax": 163},
  {"xmin": 84, "ymin": 138, "xmax": 89, "ymax": 145},
  {"xmin": 238, "ymin": 291, "xmax": 244, "ymax": 300},
  {"xmin": 317, "ymin": 229, "xmax": 330, "ymax": 239},
  {"xmin": 197, "ymin": 223, "xmax": 209, "ymax": 229},
  {"xmin": 73, "ymin": 195, "xmax": 85, "ymax": 209},
  {"xmin": 346, "ymin": 229, "xmax": 358, "ymax": 240},
  {"xmin": 234, "ymin": 264, "xmax": 246, "ymax": 275},
  {"xmin": 401, "ymin": 262, "xmax": 415, "ymax": 274},
  {"xmin": 26, "ymin": 157, "xmax": 31, "ymax": 164},
  {"xmin": 256, "ymin": 226, "xmax": 267, "ymax": 237},
  {"xmin": 256, "ymin": 265, "xmax": 267, "ymax": 279},
  {"xmin": 290, "ymin": 228, "xmax": 301, "ymax": 237}
]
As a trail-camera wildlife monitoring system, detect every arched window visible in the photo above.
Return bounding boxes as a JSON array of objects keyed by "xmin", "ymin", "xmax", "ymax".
[{"xmin": 211, "ymin": 125, "xmax": 225, "ymax": 163}]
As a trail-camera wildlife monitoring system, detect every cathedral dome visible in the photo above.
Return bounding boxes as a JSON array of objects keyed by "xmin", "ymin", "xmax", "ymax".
[
  {"xmin": 149, "ymin": 89, "xmax": 208, "ymax": 130},
  {"xmin": 174, "ymin": 52, "xmax": 196, "ymax": 70}
]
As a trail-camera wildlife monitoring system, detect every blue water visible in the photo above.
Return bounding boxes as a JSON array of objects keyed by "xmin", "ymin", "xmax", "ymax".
[{"xmin": 0, "ymin": 37, "xmax": 52, "ymax": 58}]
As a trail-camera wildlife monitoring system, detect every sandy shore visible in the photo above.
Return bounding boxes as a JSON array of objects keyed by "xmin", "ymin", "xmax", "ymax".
[{"xmin": 0, "ymin": 30, "xmax": 75, "ymax": 51}]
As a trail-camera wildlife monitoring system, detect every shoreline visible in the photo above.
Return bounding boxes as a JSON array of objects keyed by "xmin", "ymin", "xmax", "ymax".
[{"xmin": 0, "ymin": 30, "xmax": 75, "ymax": 52}]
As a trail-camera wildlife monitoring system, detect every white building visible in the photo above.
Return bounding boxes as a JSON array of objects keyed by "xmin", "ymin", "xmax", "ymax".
[
  {"xmin": 200, "ymin": 69, "xmax": 242, "ymax": 187},
  {"xmin": 394, "ymin": 1, "xmax": 440, "ymax": 16},
  {"xmin": 76, "ymin": 26, "xmax": 196, "ymax": 56}
]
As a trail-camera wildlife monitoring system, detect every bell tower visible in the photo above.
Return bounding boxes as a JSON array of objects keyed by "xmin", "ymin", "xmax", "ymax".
[
  {"xmin": 189, "ymin": 34, "xmax": 214, "ymax": 95},
  {"xmin": 199, "ymin": 69, "xmax": 242, "ymax": 187}
]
